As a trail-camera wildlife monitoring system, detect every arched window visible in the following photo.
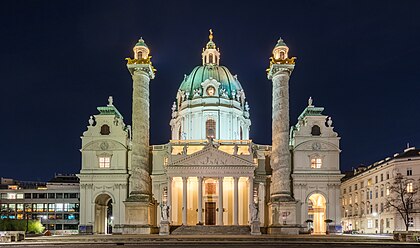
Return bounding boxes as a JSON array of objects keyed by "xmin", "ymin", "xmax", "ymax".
[
  {"xmin": 279, "ymin": 51, "xmax": 285, "ymax": 60},
  {"xmin": 311, "ymin": 125, "xmax": 321, "ymax": 136},
  {"xmin": 209, "ymin": 54, "xmax": 213, "ymax": 64},
  {"xmin": 206, "ymin": 119, "xmax": 216, "ymax": 138},
  {"xmin": 100, "ymin": 125, "xmax": 110, "ymax": 135},
  {"xmin": 137, "ymin": 51, "xmax": 143, "ymax": 59}
]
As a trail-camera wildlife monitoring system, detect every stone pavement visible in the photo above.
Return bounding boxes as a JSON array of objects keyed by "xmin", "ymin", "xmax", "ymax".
[{"xmin": 1, "ymin": 234, "xmax": 419, "ymax": 248}]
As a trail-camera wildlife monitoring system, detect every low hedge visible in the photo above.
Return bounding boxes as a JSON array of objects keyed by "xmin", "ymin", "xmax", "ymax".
[{"xmin": 0, "ymin": 219, "xmax": 45, "ymax": 234}]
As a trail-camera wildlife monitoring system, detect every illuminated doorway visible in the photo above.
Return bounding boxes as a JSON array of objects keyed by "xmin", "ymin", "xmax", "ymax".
[
  {"xmin": 308, "ymin": 193, "xmax": 326, "ymax": 234},
  {"xmin": 94, "ymin": 194, "xmax": 113, "ymax": 234}
]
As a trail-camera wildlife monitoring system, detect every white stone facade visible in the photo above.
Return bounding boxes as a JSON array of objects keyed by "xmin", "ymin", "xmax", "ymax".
[
  {"xmin": 77, "ymin": 34, "xmax": 344, "ymax": 235},
  {"xmin": 341, "ymin": 147, "xmax": 420, "ymax": 234}
]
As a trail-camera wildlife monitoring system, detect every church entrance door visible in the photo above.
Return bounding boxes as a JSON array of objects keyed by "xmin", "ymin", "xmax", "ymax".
[{"xmin": 205, "ymin": 202, "xmax": 216, "ymax": 225}]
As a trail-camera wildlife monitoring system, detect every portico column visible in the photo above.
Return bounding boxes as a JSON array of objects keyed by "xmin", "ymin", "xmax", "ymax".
[
  {"xmin": 197, "ymin": 177, "xmax": 203, "ymax": 224},
  {"xmin": 167, "ymin": 177, "xmax": 172, "ymax": 223},
  {"xmin": 248, "ymin": 176, "xmax": 254, "ymax": 223},
  {"xmin": 218, "ymin": 177, "xmax": 224, "ymax": 225},
  {"xmin": 182, "ymin": 177, "xmax": 188, "ymax": 225},
  {"xmin": 233, "ymin": 177, "xmax": 239, "ymax": 225}
]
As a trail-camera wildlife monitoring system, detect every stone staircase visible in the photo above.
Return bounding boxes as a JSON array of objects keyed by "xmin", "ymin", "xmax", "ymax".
[{"xmin": 171, "ymin": 225, "xmax": 251, "ymax": 235}]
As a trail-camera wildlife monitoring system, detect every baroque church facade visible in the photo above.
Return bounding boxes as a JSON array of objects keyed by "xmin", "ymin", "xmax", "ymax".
[{"xmin": 77, "ymin": 31, "xmax": 343, "ymax": 235}]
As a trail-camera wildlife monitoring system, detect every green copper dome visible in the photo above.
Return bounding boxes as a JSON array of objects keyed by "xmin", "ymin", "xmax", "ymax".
[
  {"xmin": 275, "ymin": 37, "xmax": 287, "ymax": 47},
  {"xmin": 135, "ymin": 37, "xmax": 148, "ymax": 48},
  {"xmin": 179, "ymin": 65, "xmax": 244, "ymax": 100}
]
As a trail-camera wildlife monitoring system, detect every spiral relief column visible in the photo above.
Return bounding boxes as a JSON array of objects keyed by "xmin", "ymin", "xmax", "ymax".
[
  {"xmin": 267, "ymin": 38, "xmax": 301, "ymax": 234},
  {"xmin": 117, "ymin": 38, "xmax": 157, "ymax": 234}
]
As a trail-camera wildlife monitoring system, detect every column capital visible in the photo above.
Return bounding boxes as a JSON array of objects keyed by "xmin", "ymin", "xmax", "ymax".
[{"xmin": 182, "ymin": 176, "xmax": 188, "ymax": 182}]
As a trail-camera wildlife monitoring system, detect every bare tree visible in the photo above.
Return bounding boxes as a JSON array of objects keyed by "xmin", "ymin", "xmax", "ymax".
[{"xmin": 385, "ymin": 174, "xmax": 420, "ymax": 231}]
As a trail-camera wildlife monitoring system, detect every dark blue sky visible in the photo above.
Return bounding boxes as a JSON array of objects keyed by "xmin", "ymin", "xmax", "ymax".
[{"xmin": 1, "ymin": 1, "xmax": 419, "ymax": 181}]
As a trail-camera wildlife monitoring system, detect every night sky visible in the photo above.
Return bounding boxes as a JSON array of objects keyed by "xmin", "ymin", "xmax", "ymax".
[{"xmin": 1, "ymin": 1, "xmax": 419, "ymax": 181}]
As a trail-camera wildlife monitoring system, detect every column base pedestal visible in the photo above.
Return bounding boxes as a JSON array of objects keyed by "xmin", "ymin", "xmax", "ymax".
[
  {"xmin": 267, "ymin": 224, "xmax": 302, "ymax": 235},
  {"xmin": 114, "ymin": 198, "xmax": 157, "ymax": 234},
  {"xmin": 159, "ymin": 221, "xmax": 170, "ymax": 235},
  {"xmin": 268, "ymin": 199, "xmax": 302, "ymax": 235},
  {"xmin": 250, "ymin": 221, "xmax": 261, "ymax": 235}
]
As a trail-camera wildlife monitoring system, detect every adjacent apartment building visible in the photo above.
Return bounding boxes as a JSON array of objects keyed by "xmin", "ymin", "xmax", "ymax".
[
  {"xmin": 0, "ymin": 174, "xmax": 80, "ymax": 234},
  {"xmin": 341, "ymin": 147, "xmax": 420, "ymax": 234}
]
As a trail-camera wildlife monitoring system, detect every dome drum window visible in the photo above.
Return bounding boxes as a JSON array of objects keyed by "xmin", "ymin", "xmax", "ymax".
[{"xmin": 206, "ymin": 119, "xmax": 216, "ymax": 138}]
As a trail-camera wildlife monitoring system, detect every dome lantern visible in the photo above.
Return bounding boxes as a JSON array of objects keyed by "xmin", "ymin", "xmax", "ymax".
[
  {"xmin": 202, "ymin": 29, "xmax": 220, "ymax": 65},
  {"xmin": 272, "ymin": 37, "xmax": 289, "ymax": 60},
  {"xmin": 133, "ymin": 37, "xmax": 150, "ymax": 60}
]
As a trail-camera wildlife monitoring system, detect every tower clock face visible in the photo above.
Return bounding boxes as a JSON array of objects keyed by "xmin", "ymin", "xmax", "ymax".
[{"xmin": 206, "ymin": 86, "xmax": 215, "ymax": 96}]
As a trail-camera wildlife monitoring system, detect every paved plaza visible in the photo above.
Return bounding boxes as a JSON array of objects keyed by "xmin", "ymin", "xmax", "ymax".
[{"xmin": 1, "ymin": 234, "xmax": 419, "ymax": 248}]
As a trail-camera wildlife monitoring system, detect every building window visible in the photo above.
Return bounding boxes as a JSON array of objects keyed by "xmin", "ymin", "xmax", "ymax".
[
  {"xmin": 349, "ymin": 186, "xmax": 352, "ymax": 192},
  {"xmin": 100, "ymin": 124, "xmax": 110, "ymax": 135},
  {"xmin": 355, "ymin": 184, "xmax": 358, "ymax": 190},
  {"xmin": 343, "ymin": 188, "xmax": 346, "ymax": 194},
  {"xmin": 209, "ymin": 54, "xmax": 213, "ymax": 64},
  {"xmin": 409, "ymin": 217, "xmax": 414, "ymax": 227},
  {"xmin": 369, "ymin": 191, "xmax": 373, "ymax": 199},
  {"xmin": 375, "ymin": 190, "xmax": 378, "ymax": 198},
  {"xmin": 137, "ymin": 51, "xmax": 143, "ymax": 59},
  {"xmin": 375, "ymin": 176, "xmax": 378, "ymax": 183},
  {"xmin": 206, "ymin": 119, "xmax": 216, "ymax": 138},
  {"xmin": 311, "ymin": 158, "xmax": 322, "ymax": 168},
  {"xmin": 367, "ymin": 219, "xmax": 373, "ymax": 228},
  {"xmin": 279, "ymin": 51, "xmax": 286, "ymax": 60},
  {"xmin": 407, "ymin": 168, "xmax": 413, "ymax": 176},
  {"xmin": 386, "ymin": 186, "xmax": 390, "ymax": 196},
  {"xmin": 386, "ymin": 173, "xmax": 390, "ymax": 180},
  {"xmin": 380, "ymin": 174, "xmax": 383, "ymax": 181},
  {"xmin": 380, "ymin": 188, "xmax": 384, "ymax": 197},
  {"xmin": 99, "ymin": 157, "xmax": 111, "ymax": 168},
  {"xmin": 361, "ymin": 181, "xmax": 364, "ymax": 188},
  {"xmin": 407, "ymin": 182, "xmax": 413, "ymax": 193},
  {"xmin": 311, "ymin": 125, "xmax": 321, "ymax": 136},
  {"xmin": 386, "ymin": 218, "xmax": 390, "ymax": 228},
  {"xmin": 375, "ymin": 219, "xmax": 379, "ymax": 228},
  {"xmin": 240, "ymin": 127, "xmax": 243, "ymax": 140},
  {"xmin": 380, "ymin": 203, "xmax": 384, "ymax": 212},
  {"xmin": 368, "ymin": 178, "xmax": 372, "ymax": 186}
]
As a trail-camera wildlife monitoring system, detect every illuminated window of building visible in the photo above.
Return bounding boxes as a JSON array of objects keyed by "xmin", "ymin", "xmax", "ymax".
[
  {"xmin": 206, "ymin": 86, "xmax": 215, "ymax": 96},
  {"xmin": 206, "ymin": 119, "xmax": 216, "ymax": 138},
  {"xmin": 16, "ymin": 194, "xmax": 23, "ymax": 199},
  {"xmin": 311, "ymin": 125, "xmax": 321, "ymax": 136},
  {"xmin": 310, "ymin": 158, "xmax": 322, "ymax": 168},
  {"xmin": 386, "ymin": 186, "xmax": 390, "ymax": 196},
  {"xmin": 7, "ymin": 193, "xmax": 16, "ymax": 199},
  {"xmin": 138, "ymin": 51, "xmax": 142, "ymax": 59},
  {"xmin": 367, "ymin": 219, "xmax": 373, "ymax": 228},
  {"xmin": 407, "ymin": 182, "xmax": 413, "ymax": 193},
  {"xmin": 367, "ymin": 178, "xmax": 372, "ymax": 186},
  {"xmin": 100, "ymin": 124, "xmax": 110, "ymax": 135},
  {"xmin": 99, "ymin": 157, "xmax": 111, "ymax": 168}
]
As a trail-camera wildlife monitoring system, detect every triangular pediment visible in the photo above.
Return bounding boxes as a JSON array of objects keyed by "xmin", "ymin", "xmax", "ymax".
[{"xmin": 171, "ymin": 146, "xmax": 254, "ymax": 167}]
